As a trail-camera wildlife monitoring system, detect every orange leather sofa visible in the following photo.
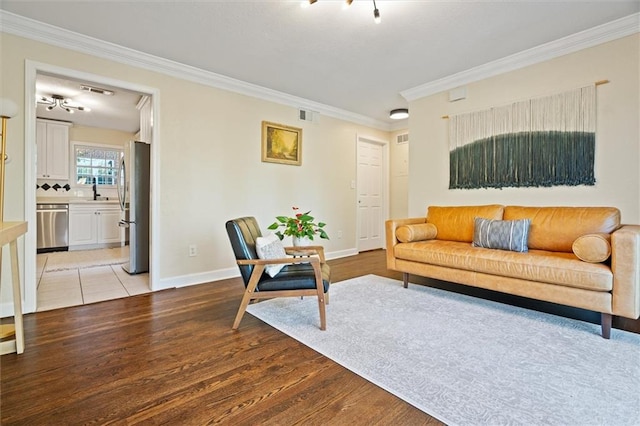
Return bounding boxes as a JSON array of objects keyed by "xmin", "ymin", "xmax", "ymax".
[{"xmin": 386, "ymin": 205, "xmax": 640, "ymax": 338}]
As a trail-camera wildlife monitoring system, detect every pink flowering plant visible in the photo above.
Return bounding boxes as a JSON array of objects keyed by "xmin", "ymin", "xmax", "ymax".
[{"xmin": 268, "ymin": 207, "xmax": 329, "ymax": 241}]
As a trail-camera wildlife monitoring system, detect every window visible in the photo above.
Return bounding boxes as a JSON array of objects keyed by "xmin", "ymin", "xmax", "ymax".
[{"xmin": 75, "ymin": 145, "xmax": 123, "ymax": 186}]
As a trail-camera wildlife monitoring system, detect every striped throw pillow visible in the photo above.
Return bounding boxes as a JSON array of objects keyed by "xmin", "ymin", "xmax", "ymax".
[{"xmin": 473, "ymin": 218, "xmax": 531, "ymax": 253}]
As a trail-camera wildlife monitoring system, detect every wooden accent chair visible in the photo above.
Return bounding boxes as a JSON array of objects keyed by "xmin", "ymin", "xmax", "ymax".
[{"xmin": 225, "ymin": 217, "xmax": 331, "ymax": 330}]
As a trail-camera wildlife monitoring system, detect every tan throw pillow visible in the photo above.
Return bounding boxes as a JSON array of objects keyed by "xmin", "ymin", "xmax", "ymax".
[
  {"xmin": 396, "ymin": 223, "xmax": 437, "ymax": 243},
  {"xmin": 572, "ymin": 233, "xmax": 611, "ymax": 263}
]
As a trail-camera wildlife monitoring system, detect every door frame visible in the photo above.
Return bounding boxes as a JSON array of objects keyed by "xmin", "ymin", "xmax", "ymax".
[
  {"xmin": 22, "ymin": 60, "xmax": 161, "ymax": 313},
  {"xmin": 355, "ymin": 133, "xmax": 389, "ymax": 252}
]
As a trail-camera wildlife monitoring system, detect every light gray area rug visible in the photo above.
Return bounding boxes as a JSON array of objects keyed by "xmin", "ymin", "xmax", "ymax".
[{"xmin": 246, "ymin": 274, "xmax": 640, "ymax": 425}]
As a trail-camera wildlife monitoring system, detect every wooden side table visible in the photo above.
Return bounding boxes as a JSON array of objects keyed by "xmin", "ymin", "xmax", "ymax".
[{"xmin": 0, "ymin": 221, "xmax": 27, "ymax": 355}]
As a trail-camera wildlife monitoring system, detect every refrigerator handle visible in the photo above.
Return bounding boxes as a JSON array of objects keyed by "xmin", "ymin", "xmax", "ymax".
[{"xmin": 117, "ymin": 156, "xmax": 126, "ymax": 210}]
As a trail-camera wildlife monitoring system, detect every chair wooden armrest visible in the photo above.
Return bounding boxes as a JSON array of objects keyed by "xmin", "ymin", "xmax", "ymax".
[
  {"xmin": 237, "ymin": 256, "xmax": 320, "ymax": 266},
  {"xmin": 284, "ymin": 245, "xmax": 326, "ymax": 263}
]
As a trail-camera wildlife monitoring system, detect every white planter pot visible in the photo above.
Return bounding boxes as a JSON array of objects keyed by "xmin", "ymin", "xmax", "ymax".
[{"xmin": 292, "ymin": 236, "xmax": 312, "ymax": 247}]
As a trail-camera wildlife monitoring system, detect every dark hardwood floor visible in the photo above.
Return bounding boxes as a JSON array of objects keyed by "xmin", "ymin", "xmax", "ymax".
[{"xmin": 1, "ymin": 250, "xmax": 638, "ymax": 424}]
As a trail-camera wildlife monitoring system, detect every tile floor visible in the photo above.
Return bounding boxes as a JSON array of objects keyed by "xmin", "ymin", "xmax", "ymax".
[{"xmin": 36, "ymin": 248, "xmax": 150, "ymax": 312}]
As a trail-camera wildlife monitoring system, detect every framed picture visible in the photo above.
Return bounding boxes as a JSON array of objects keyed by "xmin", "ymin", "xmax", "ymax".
[{"xmin": 261, "ymin": 121, "xmax": 302, "ymax": 166}]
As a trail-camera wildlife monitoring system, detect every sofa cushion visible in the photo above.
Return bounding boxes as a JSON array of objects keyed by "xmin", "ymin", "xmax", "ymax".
[
  {"xmin": 426, "ymin": 205, "xmax": 504, "ymax": 243},
  {"xmin": 572, "ymin": 233, "xmax": 611, "ymax": 263},
  {"xmin": 473, "ymin": 218, "xmax": 531, "ymax": 252},
  {"xmin": 396, "ymin": 223, "xmax": 438, "ymax": 243},
  {"xmin": 394, "ymin": 240, "xmax": 613, "ymax": 292},
  {"xmin": 503, "ymin": 206, "xmax": 620, "ymax": 253}
]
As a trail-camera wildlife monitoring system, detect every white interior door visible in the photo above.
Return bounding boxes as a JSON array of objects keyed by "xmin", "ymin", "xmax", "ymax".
[{"xmin": 357, "ymin": 138, "xmax": 386, "ymax": 252}]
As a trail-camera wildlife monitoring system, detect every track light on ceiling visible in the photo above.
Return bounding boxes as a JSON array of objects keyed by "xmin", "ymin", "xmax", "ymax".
[
  {"xmin": 306, "ymin": 0, "xmax": 381, "ymax": 23},
  {"xmin": 390, "ymin": 108, "xmax": 409, "ymax": 120},
  {"xmin": 37, "ymin": 94, "xmax": 90, "ymax": 114}
]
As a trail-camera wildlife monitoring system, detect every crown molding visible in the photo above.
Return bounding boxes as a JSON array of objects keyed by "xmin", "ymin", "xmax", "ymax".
[
  {"xmin": 401, "ymin": 12, "xmax": 640, "ymax": 102},
  {"xmin": 0, "ymin": 10, "xmax": 391, "ymax": 131}
]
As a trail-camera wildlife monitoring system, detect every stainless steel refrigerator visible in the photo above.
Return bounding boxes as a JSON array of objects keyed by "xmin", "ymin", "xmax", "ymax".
[{"xmin": 117, "ymin": 141, "xmax": 150, "ymax": 274}]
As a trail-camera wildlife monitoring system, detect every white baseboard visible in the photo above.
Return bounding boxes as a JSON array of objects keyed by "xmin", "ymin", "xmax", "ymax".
[
  {"xmin": 326, "ymin": 248, "xmax": 359, "ymax": 260},
  {"xmin": 156, "ymin": 267, "xmax": 239, "ymax": 290}
]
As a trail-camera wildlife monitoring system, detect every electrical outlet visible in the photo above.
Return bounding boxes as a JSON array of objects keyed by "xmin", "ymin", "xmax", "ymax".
[
  {"xmin": 189, "ymin": 244, "xmax": 197, "ymax": 257},
  {"xmin": 337, "ymin": 230, "xmax": 343, "ymax": 239}
]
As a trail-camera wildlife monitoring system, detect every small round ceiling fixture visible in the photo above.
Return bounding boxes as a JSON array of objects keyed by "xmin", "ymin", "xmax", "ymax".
[{"xmin": 390, "ymin": 108, "xmax": 409, "ymax": 120}]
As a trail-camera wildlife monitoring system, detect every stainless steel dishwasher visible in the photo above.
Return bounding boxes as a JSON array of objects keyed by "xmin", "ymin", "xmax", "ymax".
[{"xmin": 36, "ymin": 203, "xmax": 69, "ymax": 252}]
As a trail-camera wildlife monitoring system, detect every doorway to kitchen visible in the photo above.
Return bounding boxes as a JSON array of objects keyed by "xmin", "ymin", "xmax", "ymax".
[{"xmin": 23, "ymin": 61, "xmax": 160, "ymax": 314}]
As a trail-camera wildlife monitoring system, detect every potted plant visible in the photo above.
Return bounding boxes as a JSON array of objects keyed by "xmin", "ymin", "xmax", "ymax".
[{"xmin": 268, "ymin": 207, "xmax": 329, "ymax": 246}]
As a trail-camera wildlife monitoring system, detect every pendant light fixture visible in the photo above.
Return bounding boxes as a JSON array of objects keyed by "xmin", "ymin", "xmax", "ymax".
[
  {"xmin": 390, "ymin": 108, "xmax": 409, "ymax": 120},
  {"xmin": 37, "ymin": 94, "xmax": 90, "ymax": 114}
]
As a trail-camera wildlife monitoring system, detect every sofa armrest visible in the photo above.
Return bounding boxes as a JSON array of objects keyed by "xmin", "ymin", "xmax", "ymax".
[
  {"xmin": 611, "ymin": 225, "xmax": 640, "ymax": 319},
  {"xmin": 385, "ymin": 217, "xmax": 426, "ymax": 270}
]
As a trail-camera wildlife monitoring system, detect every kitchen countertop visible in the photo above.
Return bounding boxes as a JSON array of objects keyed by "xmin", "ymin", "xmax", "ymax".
[{"xmin": 37, "ymin": 197, "xmax": 119, "ymax": 204}]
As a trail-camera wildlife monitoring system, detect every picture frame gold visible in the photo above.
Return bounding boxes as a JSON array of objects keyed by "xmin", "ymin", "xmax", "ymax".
[{"xmin": 261, "ymin": 121, "xmax": 302, "ymax": 166}]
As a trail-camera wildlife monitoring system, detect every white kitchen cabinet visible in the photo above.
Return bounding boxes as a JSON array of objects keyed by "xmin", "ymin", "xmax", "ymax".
[
  {"xmin": 36, "ymin": 119, "xmax": 71, "ymax": 180},
  {"xmin": 69, "ymin": 203, "xmax": 122, "ymax": 249}
]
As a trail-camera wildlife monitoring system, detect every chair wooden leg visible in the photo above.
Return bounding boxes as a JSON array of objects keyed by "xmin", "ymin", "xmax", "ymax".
[
  {"xmin": 317, "ymin": 294, "xmax": 326, "ymax": 331},
  {"xmin": 232, "ymin": 265, "xmax": 263, "ymax": 330},
  {"xmin": 403, "ymin": 272, "xmax": 409, "ymax": 288},
  {"xmin": 325, "ymin": 290, "xmax": 329, "ymax": 305},
  {"xmin": 232, "ymin": 291, "xmax": 253, "ymax": 330}
]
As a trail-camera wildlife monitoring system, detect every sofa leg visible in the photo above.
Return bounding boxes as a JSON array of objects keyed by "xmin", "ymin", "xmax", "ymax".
[
  {"xmin": 403, "ymin": 272, "xmax": 409, "ymax": 288},
  {"xmin": 601, "ymin": 313, "xmax": 612, "ymax": 339}
]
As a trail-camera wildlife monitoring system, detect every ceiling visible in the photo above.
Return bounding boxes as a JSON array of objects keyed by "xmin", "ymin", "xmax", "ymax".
[
  {"xmin": 3, "ymin": 1, "xmax": 639, "ymax": 129},
  {"xmin": 36, "ymin": 74, "xmax": 142, "ymax": 133}
]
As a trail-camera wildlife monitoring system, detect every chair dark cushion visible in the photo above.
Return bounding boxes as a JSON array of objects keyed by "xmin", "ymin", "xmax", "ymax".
[{"xmin": 257, "ymin": 262, "xmax": 331, "ymax": 293}]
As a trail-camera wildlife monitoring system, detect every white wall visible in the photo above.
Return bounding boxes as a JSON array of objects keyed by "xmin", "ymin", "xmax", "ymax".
[
  {"xmin": 70, "ymin": 125, "xmax": 134, "ymax": 147},
  {"xmin": 389, "ymin": 128, "xmax": 409, "ymax": 219},
  {"xmin": 407, "ymin": 34, "xmax": 640, "ymax": 223},
  {"xmin": 0, "ymin": 32, "xmax": 390, "ymax": 310}
]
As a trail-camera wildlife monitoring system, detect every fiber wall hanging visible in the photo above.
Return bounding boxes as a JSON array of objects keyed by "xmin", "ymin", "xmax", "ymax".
[{"xmin": 448, "ymin": 84, "xmax": 597, "ymax": 190}]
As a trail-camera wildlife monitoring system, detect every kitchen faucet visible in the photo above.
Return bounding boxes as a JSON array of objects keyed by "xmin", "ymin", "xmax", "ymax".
[{"xmin": 92, "ymin": 177, "xmax": 100, "ymax": 201}]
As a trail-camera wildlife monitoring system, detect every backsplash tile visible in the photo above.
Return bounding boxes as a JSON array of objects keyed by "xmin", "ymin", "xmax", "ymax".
[{"xmin": 37, "ymin": 181, "xmax": 71, "ymax": 192}]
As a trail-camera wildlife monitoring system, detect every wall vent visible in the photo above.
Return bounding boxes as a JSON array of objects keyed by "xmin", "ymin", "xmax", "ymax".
[
  {"xmin": 396, "ymin": 133, "xmax": 409, "ymax": 144},
  {"xmin": 298, "ymin": 108, "xmax": 318, "ymax": 123}
]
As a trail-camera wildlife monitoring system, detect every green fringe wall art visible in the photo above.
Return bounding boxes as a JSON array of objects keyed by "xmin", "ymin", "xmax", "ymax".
[{"xmin": 449, "ymin": 85, "xmax": 596, "ymax": 189}]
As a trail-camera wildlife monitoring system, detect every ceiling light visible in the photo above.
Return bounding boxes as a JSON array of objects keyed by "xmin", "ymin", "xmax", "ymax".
[
  {"xmin": 38, "ymin": 94, "xmax": 91, "ymax": 113},
  {"xmin": 390, "ymin": 108, "xmax": 409, "ymax": 120}
]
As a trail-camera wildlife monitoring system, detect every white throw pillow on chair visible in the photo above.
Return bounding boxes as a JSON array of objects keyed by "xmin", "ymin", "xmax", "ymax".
[{"xmin": 255, "ymin": 233, "xmax": 288, "ymax": 277}]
